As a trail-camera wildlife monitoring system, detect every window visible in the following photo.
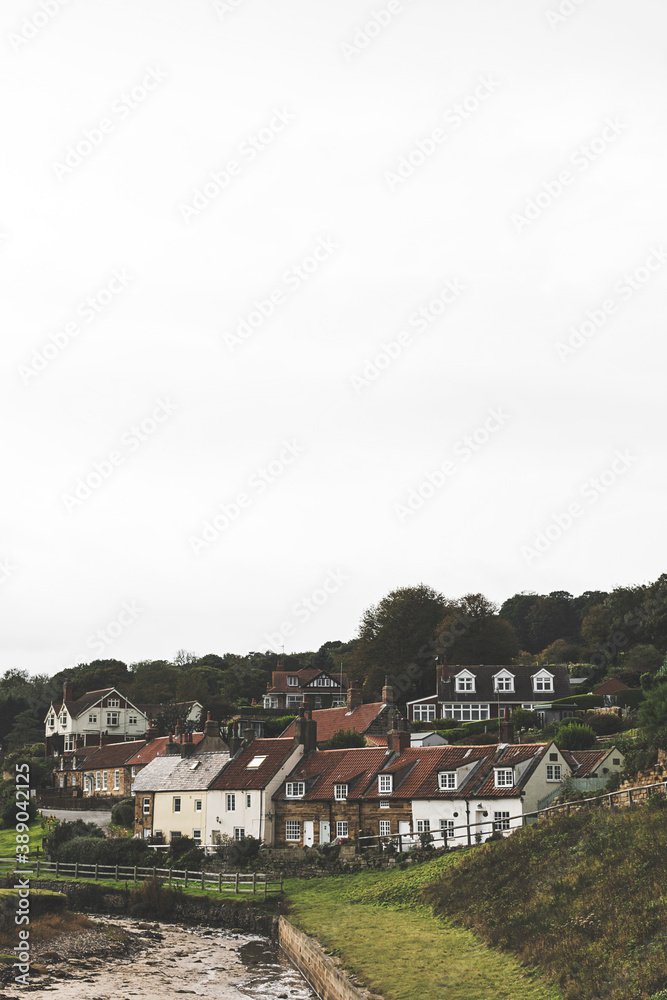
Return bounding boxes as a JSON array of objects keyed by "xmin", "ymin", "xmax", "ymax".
[
  {"xmin": 455, "ymin": 673, "xmax": 475, "ymax": 693},
  {"xmin": 378, "ymin": 774, "xmax": 393, "ymax": 794},
  {"xmin": 170, "ymin": 831, "xmax": 181, "ymax": 842},
  {"xmin": 106, "ymin": 712, "xmax": 119, "ymax": 726},
  {"xmin": 88, "ymin": 714, "xmax": 97, "ymax": 723},
  {"xmin": 193, "ymin": 829, "xmax": 202, "ymax": 843},
  {"xmin": 334, "ymin": 783, "xmax": 348, "ymax": 800},
  {"xmin": 131, "ymin": 766, "xmax": 137, "ymax": 778},
  {"xmin": 336, "ymin": 821, "xmax": 348, "ymax": 838},
  {"xmin": 549, "ymin": 752, "xmax": 558, "ymax": 761},
  {"xmin": 285, "ymin": 820, "xmax": 300, "ymax": 841},
  {"xmin": 246, "ymin": 755, "xmax": 267, "ymax": 769},
  {"xmin": 226, "ymin": 793, "xmax": 235, "ymax": 811},
  {"xmin": 412, "ymin": 703, "xmax": 436, "ymax": 722},
  {"xmin": 494, "ymin": 811, "xmax": 510, "ymax": 831},
  {"xmin": 95, "ymin": 772, "xmax": 101, "ymax": 790},
  {"xmin": 546, "ymin": 764, "xmax": 562, "ymax": 781},
  {"xmin": 195, "ymin": 799, "xmax": 202, "ymax": 812},
  {"xmin": 494, "ymin": 674, "xmax": 514, "ymax": 692},
  {"xmin": 440, "ymin": 819, "xmax": 455, "ymax": 839},
  {"xmin": 64, "ymin": 736, "xmax": 75, "ymax": 751},
  {"xmin": 113, "ymin": 770, "xmax": 120, "ymax": 790},
  {"xmin": 59, "ymin": 775, "xmax": 64, "ymax": 788},
  {"xmin": 59, "ymin": 711, "xmax": 67, "ymax": 724},
  {"xmin": 263, "ymin": 696, "xmax": 278, "ymax": 709},
  {"xmin": 60, "ymin": 758, "xmax": 64, "ymax": 770},
  {"xmin": 441, "ymin": 704, "xmax": 489, "ymax": 722},
  {"xmin": 128, "ymin": 715, "xmax": 138, "ymax": 725},
  {"xmin": 48, "ymin": 713, "xmax": 55, "ymax": 728},
  {"xmin": 246, "ymin": 794, "xmax": 252, "ymax": 808},
  {"xmin": 379, "ymin": 820, "xmax": 390, "ymax": 837},
  {"xmin": 287, "ymin": 675, "xmax": 299, "ymax": 686},
  {"xmin": 438, "ymin": 772, "xmax": 457, "ymax": 791},
  {"xmin": 379, "ymin": 800, "xmax": 390, "ymax": 809},
  {"xmin": 173, "ymin": 797, "xmax": 181, "ymax": 813},
  {"xmin": 286, "ymin": 782, "xmax": 305, "ymax": 798},
  {"xmin": 107, "ymin": 698, "xmax": 120, "ymax": 708},
  {"xmin": 286, "ymin": 695, "xmax": 302, "ymax": 708},
  {"xmin": 234, "ymin": 828, "xmax": 245, "ymax": 841},
  {"xmin": 143, "ymin": 797, "xmax": 150, "ymax": 814},
  {"xmin": 495, "ymin": 769, "xmax": 514, "ymax": 788},
  {"xmin": 532, "ymin": 672, "xmax": 554, "ymax": 693},
  {"xmin": 102, "ymin": 772, "xmax": 108, "ymax": 790},
  {"xmin": 417, "ymin": 819, "xmax": 430, "ymax": 833},
  {"xmin": 71, "ymin": 774, "xmax": 76, "ymax": 786},
  {"xmin": 313, "ymin": 676, "xmax": 332, "ymax": 687},
  {"xmin": 612, "ymin": 757, "xmax": 620, "ymax": 766},
  {"xmin": 72, "ymin": 757, "xmax": 77, "ymax": 770}
]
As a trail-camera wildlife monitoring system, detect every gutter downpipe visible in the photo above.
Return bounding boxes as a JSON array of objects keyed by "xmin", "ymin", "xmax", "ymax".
[{"xmin": 465, "ymin": 799, "xmax": 471, "ymax": 847}]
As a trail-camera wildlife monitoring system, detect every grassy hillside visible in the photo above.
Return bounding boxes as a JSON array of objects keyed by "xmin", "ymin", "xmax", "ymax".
[{"xmin": 424, "ymin": 804, "xmax": 667, "ymax": 1000}]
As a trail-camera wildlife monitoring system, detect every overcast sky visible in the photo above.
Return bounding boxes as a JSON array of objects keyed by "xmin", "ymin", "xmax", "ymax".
[{"xmin": 2, "ymin": 0, "xmax": 666, "ymax": 675}]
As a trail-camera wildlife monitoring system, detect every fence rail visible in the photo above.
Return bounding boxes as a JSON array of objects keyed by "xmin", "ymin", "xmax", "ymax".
[{"xmin": 0, "ymin": 858, "xmax": 283, "ymax": 897}]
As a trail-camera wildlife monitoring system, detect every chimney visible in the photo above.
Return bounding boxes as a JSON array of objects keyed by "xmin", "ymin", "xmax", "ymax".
[
  {"xmin": 437, "ymin": 663, "xmax": 453, "ymax": 698},
  {"xmin": 243, "ymin": 722, "xmax": 255, "ymax": 746},
  {"xmin": 499, "ymin": 707, "xmax": 515, "ymax": 745},
  {"xmin": 381, "ymin": 676, "xmax": 395, "ymax": 707},
  {"xmin": 63, "ymin": 680, "xmax": 74, "ymax": 703},
  {"xmin": 146, "ymin": 718, "xmax": 158, "ymax": 739},
  {"xmin": 204, "ymin": 712, "xmax": 219, "ymax": 738},
  {"xmin": 165, "ymin": 734, "xmax": 180, "ymax": 756},
  {"xmin": 387, "ymin": 716, "xmax": 410, "ymax": 754},
  {"xmin": 294, "ymin": 705, "xmax": 317, "ymax": 754},
  {"xmin": 180, "ymin": 733, "xmax": 196, "ymax": 757},
  {"xmin": 228, "ymin": 721, "xmax": 242, "ymax": 757},
  {"xmin": 174, "ymin": 718, "xmax": 183, "ymax": 738},
  {"xmin": 347, "ymin": 681, "xmax": 363, "ymax": 712}
]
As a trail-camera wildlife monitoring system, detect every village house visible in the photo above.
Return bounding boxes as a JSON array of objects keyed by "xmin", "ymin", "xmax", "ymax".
[
  {"xmin": 406, "ymin": 663, "xmax": 573, "ymax": 725},
  {"xmin": 280, "ymin": 681, "xmax": 400, "ymax": 747},
  {"xmin": 53, "ymin": 739, "xmax": 148, "ymax": 798},
  {"xmin": 44, "ymin": 683, "xmax": 149, "ymax": 753},
  {"xmin": 560, "ymin": 747, "xmax": 625, "ymax": 796},
  {"xmin": 263, "ymin": 664, "xmax": 348, "ymax": 711}
]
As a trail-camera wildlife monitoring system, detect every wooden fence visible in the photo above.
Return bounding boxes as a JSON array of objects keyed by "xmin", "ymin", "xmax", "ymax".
[{"xmin": 0, "ymin": 857, "xmax": 283, "ymax": 897}]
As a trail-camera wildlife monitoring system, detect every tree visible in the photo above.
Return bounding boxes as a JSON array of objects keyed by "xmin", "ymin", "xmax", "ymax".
[
  {"xmin": 323, "ymin": 729, "xmax": 367, "ymax": 750},
  {"xmin": 511, "ymin": 708, "xmax": 538, "ymax": 732},
  {"xmin": 612, "ymin": 645, "xmax": 663, "ymax": 686},
  {"xmin": 435, "ymin": 594, "xmax": 519, "ymax": 665},
  {"xmin": 539, "ymin": 639, "xmax": 582, "ymax": 664},
  {"xmin": 555, "ymin": 723, "xmax": 596, "ymax": 750},
  {"xmin": 639, "ymin": 682, "xmax": 667, "ymax": 734},
  {"xmin": 311, "ymin": 646, "xmax": 336, "ymax": 673},
  {"xmin": 498, "ymin": 593, "xmax": 540, "ymax": 651},
  {"xmin": 525, "ymin": 594, "xmax": 579, "ymax": 652},
  {"xmin": 6, "ymin": 709, "xmax": 45, "ymax": 750}
]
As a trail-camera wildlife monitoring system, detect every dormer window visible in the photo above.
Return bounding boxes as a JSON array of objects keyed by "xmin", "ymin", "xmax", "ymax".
[
  {"xmin": 532, "ymin": 670, "xmax": 554, "ymax": 694},
  {"xmin": 378, "ymin": 774, "xmax": 393, "ymax": 794},
  {"xmin": 286, "ymin": 782, "xmax": 305, "ymax": 798},
  {"xmin": 334, "ymin": 783, "xmax": 348, "ymax": 800},
  {"xmin": 438, "ymin": 772, "xmax": 457, "ymax": 790},
  {"xmin": 493, "ymin": 670, "xmax": 515, "ymax": 693},
  {"xmin": 494, "ymin": 768, "xmax": 514, "ymax": 788},
  {"xmin": 455, "ymin": 670, "xmax": 475, "ymax": 694},
  {"xmin": 287, "ymin": 676, "xmax": 299, "ymax": 686}
]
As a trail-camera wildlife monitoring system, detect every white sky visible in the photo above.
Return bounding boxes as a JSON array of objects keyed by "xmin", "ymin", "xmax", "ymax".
[{"xmin": 2, "ymin": 0, "xmax": 666, "ymax": 674}]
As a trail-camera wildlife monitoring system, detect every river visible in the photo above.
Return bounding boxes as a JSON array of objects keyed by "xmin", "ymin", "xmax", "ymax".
[{"xmin": 30, "ymin": 917, "xmax": 316, "ymax": 999}]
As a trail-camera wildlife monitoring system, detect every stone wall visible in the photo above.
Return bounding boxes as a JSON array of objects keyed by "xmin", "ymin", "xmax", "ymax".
[{"xmin": 278, "ymin": 916, "xmax": 379, "ymax": 1000}]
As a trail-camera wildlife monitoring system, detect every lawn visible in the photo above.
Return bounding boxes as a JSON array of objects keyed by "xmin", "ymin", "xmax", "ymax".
[{"xmin": 0, "ymin": 819, "xmax": 44, "ymax": 858}]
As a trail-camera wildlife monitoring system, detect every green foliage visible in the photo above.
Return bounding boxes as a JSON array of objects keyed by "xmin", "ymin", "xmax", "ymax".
[
  {"xmin": 0, "ymin": 796, "xmax": 37, "ymax": 828},
  {"xmin": 511, "ymin": 708, "xmax": 539, "ymax": 731},
  {"xmin": 321, "ymin": 728, "xmax": 367, "ymax": 750},
  {"xmin": 214, "ymin": 833, "xmax": 262, "ymax": 866},
  {"xmin": 436, "ymin": 593, "xmax": 520, "ymax": 666},
  {"xmin": 129, "ymin": 875, "xmax": 182, "ymax": 918},
  {"xmin": 53, "ymin": 835, "xmax": 150, "ymax": 865},
  {"xmin": 110, "ymin": 798, "xmax": 135, "ymax": 828},
  {"xmin": 43, "ymin": 818, "xmax": 104, "ymax": 856},
  {"xmin": 167, "ymin": 834, "xmax": 196, "ymax": 860},
  {"xmin": 585, "ymin": 712, "xmax": 622, "ymax": 735},
  {"xmin": 639, "ymin": 682, "xmax": 667, "ymax": 733},
  {"xmin": 175, "ymin": 847, "xmax": 205, "ymax": 870},
  {"xmin": 554, "ymin": 723, "xmax": 596, "ymax": 750},
  {"xmin": 261, "ymin": 715, "xmax": 297, "ymax": 737},
  {"xmin": 548, "ymin": 694, "xmax": 604, "ymax": 708}
]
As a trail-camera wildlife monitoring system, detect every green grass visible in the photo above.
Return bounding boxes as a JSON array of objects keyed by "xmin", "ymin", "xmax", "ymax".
[
  {"xmin": 0, "ymin": 819, "xmax": 43, "ymax": 857},
  {"xmin": 283, "ymin": 863, "xmax": 562, "ymax": 1000}
]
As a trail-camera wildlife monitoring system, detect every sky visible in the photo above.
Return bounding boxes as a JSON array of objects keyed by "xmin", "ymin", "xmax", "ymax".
[{"xmin": 2, "ymin": 0, "xmax": 666, "ymax": 675}]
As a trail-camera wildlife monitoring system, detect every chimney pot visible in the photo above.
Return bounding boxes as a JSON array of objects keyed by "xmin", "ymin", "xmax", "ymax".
[{"xmin": 346, "ymin": 682, "xmax": 363, "ymax": 712}]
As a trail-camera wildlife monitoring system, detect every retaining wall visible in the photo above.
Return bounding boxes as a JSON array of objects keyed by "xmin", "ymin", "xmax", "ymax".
[{"xmin": 279, "ymin": 916, "xmax": 377, "ymax": 1000}]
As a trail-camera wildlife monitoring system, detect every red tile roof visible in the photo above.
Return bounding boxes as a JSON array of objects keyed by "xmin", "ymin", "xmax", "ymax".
[
  {"xmin": 124, "ymin": 733, "xmax": 205, "ymax": 766},
  {"xmin": 470, "ymin": 744, "xmax": 548, "ymax": 798},
  {"xmin": 592, "ymin": 678, "xmax": 630, "ymax": 695},
  {"xmin": 561, "ymin": 748, "xmax": 617, "ymax": 777},
  {"xmin": 77, "ymin": 740, "xmax": 148, "ymax": 769},
  {"xmin": 366, "ymin": 745, "xmax": 496, "ymax": 799},
  {"xmin": 209, "ymin": 738, "xmax": 300, "ymax": 790},
  {"xmin": 267, "ymin": 668, "xmax": 348, "ymax": 694},
  {"xmin": 275, "ymin": 748, "xmax": 389, "ymax": 801},
  {"xmin": 280, "ymin": 703, "xmax": 386, "ymax": 743}
]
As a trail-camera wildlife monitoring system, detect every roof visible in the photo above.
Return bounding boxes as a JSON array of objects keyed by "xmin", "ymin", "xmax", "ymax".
[
  {"xmin": 592, "ymin": 678, "xmax": 630, "ymax": 695},
  {"xmin": 209, "ymin": 738, "xmax": 300, "ymax": 791},
  {"xmin": 408, "ymin": 664, "xmax": 572, "ymax": 705},
  {"xmin": 280, "ymin": 703, "xmax": 387, "ymax": 743},
  {"xmin": 267, "ymin": 668, "xmax": 348, "ymax": 694},
  {"xmin": 561, "ymin": 747, "xmax": 622, "ymax": 777},
  {"xmin": 124, "ymin": 733, "xmax": 205, "ymax": 766},
  {"xmin": 54, "ymin": 746, "xmax": 99, "ymax": 771},
  {"xmin": 131, "ymin": 751, "xmax": 231, "ymax": 793},
  {"xmin": 274, "ymin": 747, "xmax": 389, "ymax": 801},
  {"xmin": 77, "ymin": 740, "xmax": 148, "ymax": 769},
  {"xmin": 366, "ymin": 745, "xmax": 497, "ymax": 800},
  {"xmin": 46, "ymin": 687, "xmax": 146, "ymax": 720},
  {"xmin": 470, "ymin": 743, "xmax": 549, "ymax": 798},
  {"xmin": 136, "ymin": 700, "xmax": 201, "ymax": 718}
]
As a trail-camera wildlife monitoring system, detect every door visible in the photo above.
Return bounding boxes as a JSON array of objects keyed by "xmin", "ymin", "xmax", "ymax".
[
  {"xmin": 303, "ymin": 821, "xmax": 314, "ymax": 847},
  {"xmin": 398, "ymin": 820, "xmax": 411, "ymax": 852},
  {"xmin": 319, "ymin": 821, "xmax": 330, "ymax": 844}
]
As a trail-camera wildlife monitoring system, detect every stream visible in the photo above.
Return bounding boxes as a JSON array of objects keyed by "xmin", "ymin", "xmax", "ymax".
[{"xmin": 28, "ymin": 918, "xmax": 316, "ymax": 999}]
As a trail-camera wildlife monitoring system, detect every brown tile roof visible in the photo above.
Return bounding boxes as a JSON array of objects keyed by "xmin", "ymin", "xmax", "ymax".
[
  {"xmin": 77, "ymin": 740, "xmax": 148, "ymax": 769},
  {"xmin": 469, "ymin": 743, "xmax": 548, "ymax": 798},
  {"xmin": 561, "ymin": 748, "xmax": 618, "ymax": 777},
  {"xmin": 54, "ymin": 747, "xmax": 99, "ymax": 772},
  {"xmin": 366, "ymin": 745, "xmax": 496, "ymax": 800},
  {"xmin": 209, "ymin": 738, "xmax": 300, "ymax": 791},
  {"xmin": 267, "ymin": 668, "xmax": 348, "ymax": 694},
  {"xmin": 275, "ymin": 748, "xmax": 389, "ymax": 801},
  {"xmin": 49, "ymin": 688, "xmax": 146, "ymax": 719},
  {"xmin": 280, "ymin": 703, "xmax": 386, "ymax": 743},
  {"xmin": 592, "ymin": 678, "xmax": 630, "ymax": 695},
  {"xmin": 124, "ymin": 733, "xmax": 205, "ymax": 766}
]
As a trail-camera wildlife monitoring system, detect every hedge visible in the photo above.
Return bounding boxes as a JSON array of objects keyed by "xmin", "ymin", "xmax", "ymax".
[{"xmin": 547, "ymin": 694, "xmax": 604, "ymax": 709}]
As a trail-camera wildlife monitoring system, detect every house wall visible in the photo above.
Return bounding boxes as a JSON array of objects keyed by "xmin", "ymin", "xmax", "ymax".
[
  {"xmin": 520, "ymin": 746, "xmax": 572, "ymax": 814},
  {"xmin": 152, "ymin": 790, "xmax": 210, "ymax": 843},
  {"xmin": 410, "ymin": 796, "xmax": 525, "ymax": 845},
  {"xmin": 134, "ymin": 792, "xmax": 155, "ymax": 837},
  {"xmin": 205, "ymin": 790, "xmax": 263, "ymax": 843}
]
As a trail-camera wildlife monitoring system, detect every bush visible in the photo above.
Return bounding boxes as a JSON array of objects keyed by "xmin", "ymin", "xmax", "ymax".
[
  {"xmin": 321, "ymin": 729, "xmax": 367, "ymax": 750},
  {"xmin": 129, "ymin": 875, "xmax": 182, "ymax": 918},
  {"xmin": 261, "ymin": 715, "xmax": 297, "ymax": 737},
  {"xmin": 110, "ymin": 798, "xmax": 135, "ymax": 828},
  {"xmin": 214, "ymin": 834, "xmax": 262, "ymax": 866},
  {"xmin": 168, "ymin": 835, "xmax": 196, "ymax": 860},
  {"xmin": 0, "ymin": 796, "xmax": 37, "ymax": 829},
  {"xmin": 586, "ymin": 712, "xmax": 622, "ymax": 735},
  {"xmin": 555, "ymin": 723, "xmax": 597, "ymax": 750},
  {"xmin": 43, "ymin": 818, "xmax": 104, "ymax": 857},
  {"xmin": 176, "ymin": 847, "xmax": 205, "ymax": 871},
  {"xmin": 53, "ymin": 835, "xmax": 150, "ymax": 866}
]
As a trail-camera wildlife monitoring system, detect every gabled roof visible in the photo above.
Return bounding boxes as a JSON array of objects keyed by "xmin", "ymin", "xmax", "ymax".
[
  {"xmin": 124, "ymin": 733, "xmax": 205, "ymax": 766},
  {"xmin": 434, "ymin": 664, "xmax": 572, "ymax": 703},
  {"xmin": 77, "ymin": 740, "xmax": 148, "ymax": 770},
  {"xmin": 46, "ymin": 687, "xmax": 147, "ymax": 721},
  {"xmin": 280, "ymin": 703, "xmax": 387, "ymax": 743},
  {"xmin": 367, "ymin": 745, "xmax": 496, "ymax": 799},
  {"xmin": 209, "ymin": 738, "xmax": 300, "ymax": 791},
  {"xmin": 561, "ymin": 747, "xmax": 622, "ymax": 777},
  {"xmin": 54, "ymin": 746, "xmax": 99, "ymax": 771},
  {"xmin": 592, "ymin": 678, "xmax": 630, "ymax": 696},
  {"xmin": 469, "ymin": 743, "xmax": 549, "ymax": 798},
  {"xmin": 132, "ymin": 751, "xmax": 230, "ymax": 793},
  {"xmin": 267, "ymin": 668, "xmax": 348, "ymax": 694},
  {"xmin": 136, "ymin": 700, "xmax": 202, "ymax": 719},
  {"xmin": 274, "ymin": 747, "xmax": 389, "ymax": 801}
]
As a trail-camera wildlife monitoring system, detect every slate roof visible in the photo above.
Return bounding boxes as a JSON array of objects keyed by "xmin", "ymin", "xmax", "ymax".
[
  {"xmin": 55, "ymin": 746, "xmax": 99, "ymax": 772},
  {"xmin": 409, "ymin": 664, "xmax": 572, "ymax": 705},
  {"xmin": 124, "ymin": 733, "xmax": 205, "ymax": 766},
  {"xmin": 46, "ymin": 687, "xmax": 146, "ymax": 720},
  {"xmin": 131, "ymin": 751, "xmax": 231, "ymax": 793},
  {"xmin": 209, "ymin": 738, "xmax": 300, "ymax": 791},
  {"xmin": 77, "ymin": 740, "xmax": 148, "ymax": 770},
  {"xmin": 267, "ymin": 668, "xmax": 348, "ymax": 694},
  {"xmin": 274, "ymin": 748, "xmax": 389, "ymax": 801},
  {"xmin": 136, "ymin": 700, "xmax": 201, "ymax": 719},
  {"xmin": 280, "ymin": 703, "xmax": 387, "ymax": 743}
]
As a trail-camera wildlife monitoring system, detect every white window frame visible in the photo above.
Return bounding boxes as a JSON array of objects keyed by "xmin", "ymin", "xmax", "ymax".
[
  {"xmin": 287, "ymin": 675, "xmax": 299, "ymax": 686},
  {"xmin": 442, "ymin": 704, "xmax": 489, "ymax": 722},
  {"xmin": 143, "ymin": 797, "xmax": 151, "ymax": 814},
  {"xmin": 246, "ymin": 793, "xmax": 252, "ymax": 808},
  {"xmin": 336, "ymin": 821, "xmax": 348, "ymax": 839},
  {"xmin": 234, "ymin": 827, "xmax": 245, "ymax": 841},
  {"xmin": 455, "ymin": 671, "xmax": 475, "ymax": 693},
  {"xmin": 95, "ymin": 771, "xmax": 101, "ymax": 791},
  {"xmin": 440, "ymin": 819, "xmax": 454, "ymax": 838},
  {"xmin": 226, "ymin": 793, "xmax": 235, "ymax": 811},
  {"xmin": 64, "ymin": 735, "xmax": 75, "ymax": 751},
  {"xmin": 417, "ymin": 819, "xmax": 430, "ymax": 833},
  {"xmin": 88, "ymin": 713, "xmax": 97, "ymax": 723},
  {"xmin": 128, "ymin": 715, "xmax": 138, "ymax": 725},
  {"xmin": 546, "ymin": 764, "xmax": 562, "ymax": 782},
  {"xmin": 379, "ymin": 819, "xmax": 391, "ymax": 837},
  {"xmin": 378, "ymin": 774, "xmax": 393, "ymax": 794},
  {"xmin": 379, "ymin": 800, "xmax": 390, "ymax": 809},
  {"xmin": 494, "ymin": 811, "xmax": 510, "ymax": 831},
  {"xmin": 107, "ymin": 698, "xmax": 120, "ymax": 708},
  {"xmin": 532, "ymin": 670, "xmax": 554, "ymax": 693},
  {"xmin": 113, "ymin": 770, "xmax": 120, "ymax": 790},
  {"xmin": 263, "ymin": 696, "xmax": 279, "ymax": 709},
  {"xmin": 173, "ymin": 796, "xmax": 181, "ymax": 813},
  {"xmin": 285, "ymin": 820, "xmax": 300, "ymax": 842},
  {"xmin": 195, "ymin": 799, "xmax": 202, "ymax": 812},
  {"xmin": 412, "ymin": 703, "xmax": 436, "ymax": 722},
  {"xmin": 286, "ymin": 695, "xmax": 302, "ymax": 708},
  {"xmin": 59, "ymin": 775, "xmax": 64, "ymax": 788},
  {"xmin": 193, "ymin": 829, "xmax": 202, "ymax": 843},
  {"xmin": 106, "ymin": 712, "xmax": 119, "ymax": 726},
  {"xmin": 334, "ymin": 783, "xmax": 348, "ymax": 801},
  {"xmin": 131, "ymin": 766, "xmax": 137, "ymax": 778},
  {"xmin": 494, "ymin": 769, "xmax": 514, "ymax": 788},
  {"xmin": 286, "ymin": 782, "xmax": 305, "ymax": 798},
  {"xmin": 493, "ymin": 672, "xmax": 515, "ymax": 693},
  {"xmin": 438, "ymin": 771, "xmax": 457, "ymax": 791},
  {"xmin": 102, "ymin": 772, "xmax": 108, "ymax": 791}
]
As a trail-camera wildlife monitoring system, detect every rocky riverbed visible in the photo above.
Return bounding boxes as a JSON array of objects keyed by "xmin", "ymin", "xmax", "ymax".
[{"xmin": 1, "ymin": 917, "xmax": 316, "ymax": 999}]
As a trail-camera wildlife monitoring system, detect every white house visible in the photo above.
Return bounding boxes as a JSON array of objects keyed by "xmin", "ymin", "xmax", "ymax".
[{"xmin": 44, "ymin": 684, "xmax": 149, "ymax": 752}]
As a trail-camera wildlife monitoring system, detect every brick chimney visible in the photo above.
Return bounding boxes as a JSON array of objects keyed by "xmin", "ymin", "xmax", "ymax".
[
  {"xmin": 204, "ymin": 712, "xmax": 219, "ymax": 738},
  {"xmin": 347, "ymin": 681, "xmax": 363, "ymax": 712},
  {"xmin": 63, "ymin": 680, "xmax": 74, "ymax": 703},
  {"xmin": 228, "ymin": 721, "xmax": 243, "ymax": 757},
  {"xmin": 243, "ymin": 722, "xmax": 255, "ymax": 746},
  {"xmin": 180, "ymin": 731, "xmax": 196, "ymax": 757},
  {"xmin": 386, "ymin": 716, "xmax": 410, "ymax": 754},
  {"xmin": 499, "ymin": 707, "xmax": 515, "ymax": 744},
  {"xmin": 381, "ymin": 676, "xmax": 395, "ymax": 707},
  {"xmin": 294, "ymin": 705, "xmax": 317, "ymax": 754},
  {"xmin": 146, "ymin": 718, "xmax": 158, "ymax": 739},
  {"xmin": 165, "ymin": 734, "xmax": 180, "ymax": 756},
  {"xmin": 174, "ymin": 718, "xmax": 183, "ymax": 738}
]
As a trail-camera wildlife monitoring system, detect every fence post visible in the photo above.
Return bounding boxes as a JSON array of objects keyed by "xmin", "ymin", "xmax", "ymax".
[
  {"xmin": 169, "ymin": 868, "xmax": 172, "ymax": 887},
  {"xmin": 55, "ymin": 861, "xmax": 59, "ymax": 879},
  {"xmin": 235, "ymin": 872, "xmax": 239, "ymax": 894},
  {"xmin": 36, "ymin": 859, "xmax": 40, "ymax": 876},
  {"xmin": 280, "ymin": 874, "xmax": 283, "ymax": 893},
  {"xmin": 264, "ymin": 874, "xmax": 267, "ymax": 900},
  {"xmin": 628, "ymin": 789, "xmax": 633, "ymax": 806},
  {"xmin": 252, "ymin": 872, "xmax": 256, "ymax": 894},
  {"xmin": 201, "ymin": 871, "xmax": 204, "ymax": 890},
  {"xmin": 153, "ymin": 867, "xmax": 156, "ymax": 880},
  {"xmin": 218, "ymin": 872, "xmax": 222, "ymax": 893},
  {"xmin": 184, "ymin": 870, "xmax": 188, "ymax": 888},
  {"xmin": 74, "ymin": 862, "xmax": 78, "ymax": 879},
  {"xmin": 115, "ymin": 865, "xmax": 119, "ymax": 881},
  {"xmin": 95, "ymin": 864, "xmax": 99, "ymax": 880},
  {"xmin": 133, "ymin": 866, "xmax": 137, "ymax": 883}
]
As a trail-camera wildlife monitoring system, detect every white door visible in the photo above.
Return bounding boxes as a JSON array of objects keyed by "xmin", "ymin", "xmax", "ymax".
[
  {"xmin": 398, "ymin": 820, "xmax": 411, "ymax": 851},
  {"xmin": 303, "ymin": 821, "xmax": 314, "ymax": 847},
  {"xmin": 319, "ymin": 821, "xmax": 330, "ymax": 844}
]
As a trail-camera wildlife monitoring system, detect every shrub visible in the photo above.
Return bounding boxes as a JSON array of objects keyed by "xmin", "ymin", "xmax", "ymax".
[
  {"xmin": 43, "ymin": 819, "xmax": 104, "ymax": 857},
  {"xmin": 176, "ymin": 847, "xmax": 205, "ymax": 871},
  {"xmin": 555, "ymin": 723, "xmax": 597, "ymax": 750},
  {"xmin": 214, "ymin": 834, "xmax": 262, "ymax": 866},
  {"xmin": 321, "ymin": 729, "xmax": 367, "ymax": 750},
  {"xmin": 53, "ymin": 835, "xmax": 150, "ymax": 866},
  {"xmin": 110, "ymin": 798, "xmax": 135, "ymax": 828},
  {"xmin": 261, "ymin": 715, "xmax": 297, "ymax": 737},
  {"xmin": 586, "ymin": 712, "xmax": 622, "ymax": 735},
  {"xmin": 168, "ymin": 835, "xmax": 196, "ymax": 860},
  {"xmin": 129, "ymin": 875, "xmax": 182, "ymax": 918},
  {"xmin": 0, "ymin": 796, "xmax": 37, "ymax": 828}
]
